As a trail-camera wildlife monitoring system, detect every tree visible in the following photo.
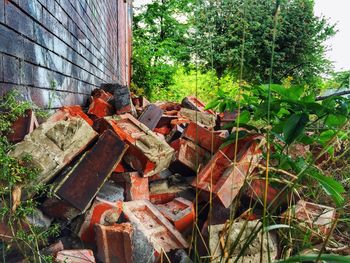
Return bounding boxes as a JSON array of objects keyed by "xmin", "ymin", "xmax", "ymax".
[
  {"xmin": 132, "ymin": 0, "xmax": 193, "ymax": 96},
  {"xmin": 193, "ymin": 0, "xmax": 336, "ymax": 86}
]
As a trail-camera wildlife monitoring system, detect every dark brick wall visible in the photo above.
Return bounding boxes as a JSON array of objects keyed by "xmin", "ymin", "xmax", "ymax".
[{"xmin": 0, "ymin": 0, "xmax": 132, "ymax": 109}]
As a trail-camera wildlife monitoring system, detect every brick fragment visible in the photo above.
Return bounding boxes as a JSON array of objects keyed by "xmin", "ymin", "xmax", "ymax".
[
  {"xmin": 9, "ymin": 118, "xmax": 98, "ymax": 190},
  {"xmin": 191, "ymin": 137, "xmax": 262, "ymax": 208},
  {"xmin": 124, "ymin": 172, "xmax": 150, "ymax": 201},
  {"xmin": 95, "ymin": 223, "xmax": 133, "ymax": 263},
  {"xmin": 55, "ymin": 249, "xmax": 95, "ymax": 263},
  {"xmin": 40, "ymin": 240, "xmax": 64, "ymax": 257},
  {"xmin": 138, "ymin": 104, "xmax": 164, "ymax": 130},
  {"xmin": 6, "ymin": 109, "xmax": 39, "ymax": 143},
  {"xmin": 123, "ymin": 200, "xmax": 189, "ymax": 253},
  {"xmin": 40, "ymin": 197, "xmax": 81, "ymax": 221},
  {"xmin": 78, "ymin": 198, "xmax": 123, "ymax": 243},
  {"xmin": 169, "ymin": 138, "xmax": 211, "ymax": 177},
  {"xmin": 282, "ymin": 200, "xmax": 336, "ymax": 237},
  {"xmin": 55, "ymin": 130, "xmax": 128, "ymax": 212},
  {"xmin": 94, "ymin": 114, "xmax": 174, "ymax": 177},
  {"xmin": 181, "ymin": 96, "xmax": 215, "ymax": 115},
  {"xmin": 47, "ymin": 105, "xmax": 93, "ymax": 126},
  {"xmin": 178, "ymin": 108, "xmax": 216, "ymax": 128},
  {"xmin": 166, "ymin": 124, "xmax": 186, "ymax": 143},
  {"xmin": 183, "ymin": 121, "xmax": 224, "ymax": 153},
  {"xmin": 91, "ymin": 88, "xmax": 113, "ymax": 102},
  {"xmin": 100, "ymin": 83, "xmax": 133, "ymax": 114},
  {"xmin": 88, "ymin": 97, "xmax": 114, "ymax": 118},
  {"xmin": 156, "ymin": 197, "xmax": 195, "ymax": 232},
  {"xmin": 218, "ymin": 111, "xmax": 238, "ymax": 129}
]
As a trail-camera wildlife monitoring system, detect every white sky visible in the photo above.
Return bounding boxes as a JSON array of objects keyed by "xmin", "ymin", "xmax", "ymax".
[{"xmin": 133, "ymin": 0, "xmax": 350, "ymax": 71}]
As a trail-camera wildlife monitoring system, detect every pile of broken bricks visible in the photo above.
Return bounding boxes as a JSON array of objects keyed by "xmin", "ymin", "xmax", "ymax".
[{"xmin": 2, "ymin": 84, "xmax": 337, "ymax": 262}]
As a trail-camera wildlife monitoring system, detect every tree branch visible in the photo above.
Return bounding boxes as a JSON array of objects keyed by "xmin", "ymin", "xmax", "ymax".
[{"xmin": 316, "ymin": 89, "xmax": 350, "ymax": 101}]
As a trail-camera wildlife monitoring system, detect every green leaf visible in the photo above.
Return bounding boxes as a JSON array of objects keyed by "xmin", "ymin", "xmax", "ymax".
[
  {"xmin": 238, "ymin": 110, "xmax": 250, "ymax": 124},
  {"xmin": 325, "ymin": 114, "xmax": 347, "ymax": 127},
  {"xmin": 283, "ymin": 113, "xmax": 309, "ymax": 144},
  {"xmin": 319, "ymin": 130, "xmax": 336, "ymax": 145},
  {"xmin": 218, "ymin": 101, "xmax": 227, "ymax": 112},
  {"xmin": 309, "ymin": 169, "xmax": 345, "ymax": 206},
  {"xmin": 276, "ymin": 254, "xmax": 350, "ymax": 263},
  {"xmin": 204, "ymin": 99, "xmax": 220, "ymax": 110}
]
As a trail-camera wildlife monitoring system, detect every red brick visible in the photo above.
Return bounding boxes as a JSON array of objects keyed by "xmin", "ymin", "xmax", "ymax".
[
  {"xmin": 156, "ymin": 197, "xmax": 195, "ymax": 232},
  {"xmin": 169, "ymin": 138, "xmax": 211, "ymax": 176},
  {"xmin": 183, "ymin": 121, "xmax": 224, "ymax": 153},
  {"xmin": 95, "ymin": 223, "xmax": 133, "ymax": 263},
  {"xmin": 88, "ymin": 98, "xmax": 114, "ymax": 118},
  {"xmin": 283, "ymin": 200, "xmax": 336, "ymax": 237},
  {"xmin": 56, "ymin": 130, "xmax": 128, "ymax": 212},
  {"xmin": 124, "ymin": 172, "xmax": 150, "ymax": 201},
  {"xmin": 181, "ymin": 96, "xmax": 215, "ymax": 115},
  {"xmin": 191, "ymin": 136, "xmax": 262, "ymax": 208},
  {"xmin": 154, "ymin": 125, "xmax": 171, "ymax": 135},
  {"xmin": 123, "ymin": 200, "xmax": 188, "ymax": 253},
  {"xmin": 47, "ymin": 105, "xmax": 93, "ymax": 126},
  {"xmin": 218, "ymin": 111, "xmax": 238, "ymax": 128},
  {"xmin": 6, "ymin": 109, "xmax": 39, "ymax": 143},
  {"xmin": 55, "ymin": 249, "xmax": 95, "ymax": 263},
  {"xmin": 91, "ymin": 88, "xmax": 113, "ymax": 102},
  {"xmin": 94, "ymin": 114, "xmax": 174, "ymax": 177},
  {"xmin": 40, "ymin": 197, "xmax": 81, "ymax": 221},
  {"xmin": 78, "ymin": 198, "xmax": 123, "ymax": 243}
]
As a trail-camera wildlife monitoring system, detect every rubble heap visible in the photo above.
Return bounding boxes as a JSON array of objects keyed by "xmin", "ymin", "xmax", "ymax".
[{"xmin": 2, "ymin": 85, "xmax": 336, "ymax": 262}]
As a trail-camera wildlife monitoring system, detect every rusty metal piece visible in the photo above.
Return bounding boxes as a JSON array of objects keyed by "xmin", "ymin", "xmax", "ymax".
[
  {"xmin": 192, "ymin": 137, "xmax": 262, "ymax": 208},
  {"xmin": 123, "ymin": 200, "xmax": 189, "ymax": 253},
  {"xmin": 169, "ymin": 138, "xmax": 211, "ymax": 177},
  {"xmin": 6, "ymin": 109, "xmax": 39, "ymax": 143},
  {"xmin": 78, "ymin": 198, "xmax": 123, "ymax": 243},
  {"xmin": 156, "ymin": 197, "xmax": 195, "ymax": 232},
  {"xmin": 47, "ymin": 106, "xmax": 93, "ymax": 126},
  {"xmin": 56, "ymin": 130, "xmax": 128, "ymax": 212},
  {"xmin": 181, "ymin": 96, "xmax": 215, "ymax": 115},
  {"xmin": 138, "ymin": 104, "xmax": 164, "ymax": 130},
  {"xmin": 56, "ymin": 249, "xmax": 95, "ymax": 263},
  {"xmin": 183, "ymin": 121, "xmax": 224, "ymax": 153}
]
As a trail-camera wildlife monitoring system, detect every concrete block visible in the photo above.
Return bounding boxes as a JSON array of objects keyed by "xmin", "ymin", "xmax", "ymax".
[
  {"xmin": 47, "ymin": 106, "xmax": 93, "ymax": 126},
  {"xmin": 179, "ymin": 108, "xmax": 216, "ymax": 128},
  {"xmin": 9, "ymin": 117, "xmax": 98, "ymax": 192}
]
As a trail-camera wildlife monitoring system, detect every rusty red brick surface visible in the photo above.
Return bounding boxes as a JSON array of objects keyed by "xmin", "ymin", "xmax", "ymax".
[
  {"xmin": 6, "ymin": 109, "xmax": 39, "ymax": 143},
  {"xmin": 56, "ymin": 130, "xmax": 128, "ymax": 212},
  {"xmin": 156, "ymin": 197, "xmax": 195, "ymax": 232},
  {"xmin": 78, "ymin": 198, "xmax": 123, "ymax": 243},
  {"xmin": 95, "ymin": 223, "xmax": 133, "ymax": 263},
  {"xmin": 183, "ymin": 121, "xmax": 224, "ymax": 153},
  {"xmin": 192, "ymin": 137, "xmax": 262, "ymax": 208},
  {"xmin": 122, "ymin": 200, "xmax": 189, "ymax": 253},
  {"xmin": 88, "ymin": 98, "xmax": 114, "ymax": 118}
]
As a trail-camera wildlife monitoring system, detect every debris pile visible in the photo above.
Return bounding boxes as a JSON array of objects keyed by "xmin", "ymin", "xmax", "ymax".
[{"xmin": 2, "ymin": 86, "xmax": 337, "ymax": 262}]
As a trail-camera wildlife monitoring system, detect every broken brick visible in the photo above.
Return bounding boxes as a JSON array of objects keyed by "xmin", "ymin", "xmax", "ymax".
[
  {"xmin": 124, "ymin": 172, "xmax": 150, "ymax": 201},
  {"xmin": 192, "ymin": 137, "xmax": 262, "ymax": 208},
  {"xmin": 40, "ymin": 240, "xmax": 64, "ymax": 257},
  {"xmin": 40, "ymin": 197, "xmax": 81, "ymax": 221},
  {"xmin": 56, "ymin": 129, "xmax": 128, "ymax": 212},
  {"xmin": 123, "ymin": 200, "xmax": 189, "ymax": 253},
  {"xmin": 156, "ymin": 197, "xmax": 195, "ymax": 232},
  {"xmin": 282, "ymin": 200, "xmax": 336, "ymax": 237},
  {"xmin": 91, "ymin": 88, "xmax": 113, "ymax": 102},
  {"xmin": 181, "ymin": 96, "xmax": 215, "ymax": 115},
  {"xmin": 138, "ymin": 104, "xmax": 164, "ymax": 130},
  {"xmin": 6, "ymin": 109, "xmax": 39, "ymax": 143},
  {"xmin": 166, "ymin": 124, "xmax": 186, "ymax": 143},
  {"xmin": 9, "ymin": 117, "xmax": 98, "ymax": 191},
  {"xmin": 95, "ymin": 114, "xmax": 174, "ymax": 177},
  {"xmin": 78, "ymin": 198, "xmax": 123, "ymax": 243},
  {"xmin": 178, "ymin": 108, "xmax": 216, "ymax": 128},
  {"xmin": 100, "ymin": 83, "xmax": 133, "ymax": 114},
  {"xmin": 169, "ymin": 138, "xmax": 211, "ymax": 177},
  {"xmin": 47, "ymin": 105, "xmax": 93, "ymax": 126},
  {"xmin": 88, "ymin": 97, "xmax": 114, "ymax": 118},
  {"xmin": 183, "ymin": 121, "xmax": 224, "ymax": 153},
  {"xmin": 154, "ymin": 125, "xmax": 171, "ymax": 136},
  {"xmin": 55, "ymin": 249, "xmax": 95, "ymax": 263},
  {"xmin": 218, "ymin": 111, "xmax": 237, "ymax": 129}
]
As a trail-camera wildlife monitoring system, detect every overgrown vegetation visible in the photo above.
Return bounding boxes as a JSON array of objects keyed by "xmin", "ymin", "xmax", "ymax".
[{"xmin": 0, "ymin": 91, "xmax": 58, "ymax": 262}]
